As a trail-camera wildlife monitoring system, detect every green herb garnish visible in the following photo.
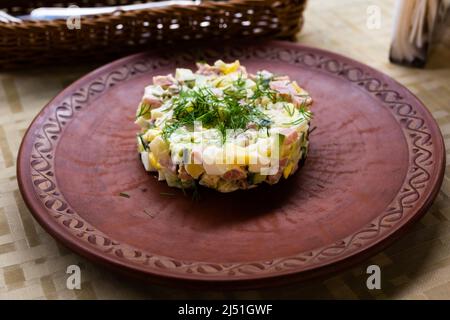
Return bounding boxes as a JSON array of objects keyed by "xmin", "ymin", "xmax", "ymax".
[
  {"xmin": 283, "ymin": 100, "xmax": 313, "ymax": 125},
  {"xmin": 251, "ymin": 74, "xmax": 278, "ymax": 102},
  {"xmin": 160, "ymin": 192, "xmax": 176, "ymax": 197},
  {"xmin": 119, "ymin": 192, "xmax": 130, "ymax": 198},
  {"xmin": 283, "ymin": 103, "xmax": 295, "ymax": 117},
  {"xmin": 136, "ymin": 102, "xmax": 151, "ymax": 119},
  {"xmin": 162, "ymin": 76, "xmax": 273, "ymax": 140}
]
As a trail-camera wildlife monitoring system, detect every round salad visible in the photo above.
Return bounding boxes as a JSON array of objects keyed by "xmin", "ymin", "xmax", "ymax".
[{"xmin": 135, "ymin": 60, "xmax": 312, "ymax": 193}]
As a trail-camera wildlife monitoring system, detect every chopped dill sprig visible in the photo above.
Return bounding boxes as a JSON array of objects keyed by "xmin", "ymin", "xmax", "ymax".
[
  {"xmin": 161, "ymin": 73, "xmax": 312, "ymax": 140},
  {"xmin": 160, "ymin": 192, "xmax": 176, "ymax": 197},
  {"xmin": 162, "ymin": 77, "xmax": 273, "ymax": 140},
  {"xmin": 252, "ymin": 75, "xmax": 277, "ymax": 102},
  {"xmin": 283, "ymin": 100, "xmax": 313, "ymax": 125},
  {"xmin": 308, "ymin": 126, "xmax": 317, "ymax": 135},
  {"xmin": 119, "ymin": 192, "xmax": 130, "ymax": 198},
  {"xmin": 283, "ymin": 103, "xmax": 295, "ymax": 117},
  {"xmin": 136, "ymin": 102, "xmax": 151, "ymax": 119},
  {"xmin": 298, "ymin": 102, "xmax": 313, "ymax": 121}
]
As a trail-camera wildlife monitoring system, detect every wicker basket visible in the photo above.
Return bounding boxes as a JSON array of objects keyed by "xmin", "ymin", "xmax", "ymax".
[{"xmin": 0, "ymin": 0, "xmax": 307, "ymax": 69}]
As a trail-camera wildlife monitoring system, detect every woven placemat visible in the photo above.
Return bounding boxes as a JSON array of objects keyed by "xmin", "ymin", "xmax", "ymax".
[{"xmin": 0, "ymin": 0, "xmax": 449, "ymax": 299}]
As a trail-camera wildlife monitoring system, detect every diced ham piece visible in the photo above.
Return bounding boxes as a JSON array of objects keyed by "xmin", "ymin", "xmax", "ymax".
[
  {"xmin": 153, "ymin": 74, "xmax": 176, "ymax": 87},
  {"xmin": 223, "ymin": 167, "xmax": 247, "ymax": 181},
  {"xmin": 279, "ymin": 128, "xmax": 299, "ymax": 145},
  {"xmin": 279, "ymin": 158, "xmax": 289, "ymax": 167},
  {"xmin": 158, "ymin": 154, "xmax": 177, "ymax": 173},
  {"xmin": 269, "ymin": 80, "xmax": 292, "ymax": 95},
  {"xmin": 237, "ymin": 66, "xmax": 248, "ymax": 75},
  {"xmin": 142, "ymin": 95, "xmax": 162, "ymax": 108},
  {"xmin": 190, "ymin": 148, "xmax": 203, "ymax": 165},
  {"xmin": 266, "ymin": 171, "xmax": 282, "ymax": 185},
  {"xmin": 292, "ymin": 95, "xmax": 313, "ymax": 107},
  {"xmin": 270, "ymin": 80, "xmax": 312, "ymax": 108},
  {"xmin": 196, "ymin": 63, "xmax": 220, "ymax": 76}
]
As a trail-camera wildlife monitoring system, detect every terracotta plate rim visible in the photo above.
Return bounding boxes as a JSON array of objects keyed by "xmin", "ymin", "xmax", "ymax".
[{"xmin": 17, "ymin": 41, "xmax": 446, "ymax": 287}]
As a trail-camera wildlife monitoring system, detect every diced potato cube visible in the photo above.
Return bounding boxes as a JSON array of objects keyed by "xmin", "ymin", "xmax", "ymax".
[
  {"xmin": 175, "ymin": 68, "xmax": 196, "ymax": 82},
  {"xmin": 143, "ymin": 129, "xmax": 161, "ymax": 142},
  {"xmin": 149, "ymin": 136, "xmax": 169, "ymax": 158},
  {"xmin": 150, "ymin": 108, "xmax": 164, "ymax": 119}
]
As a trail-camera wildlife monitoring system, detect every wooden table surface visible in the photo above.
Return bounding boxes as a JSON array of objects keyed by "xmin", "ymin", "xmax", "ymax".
[{"xmin": 0, "ymin": 0, "xmax": 449, "ymax": 299}]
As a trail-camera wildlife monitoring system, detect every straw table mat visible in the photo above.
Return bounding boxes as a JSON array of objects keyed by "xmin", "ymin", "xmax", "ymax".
[{"xmin": 0, "ymin": 0, "xmax": 449, "ymax": 299}]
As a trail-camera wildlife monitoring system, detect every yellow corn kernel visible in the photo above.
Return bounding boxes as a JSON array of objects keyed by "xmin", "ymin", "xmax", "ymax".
[
  {"xmin": 246, "ymin": 151, "xmax": 259, "ymax": 166},
  {"xmin": 283, "ymin": 163, "xmax": 293, "ymax": 179},
  {"xmin": 149, "ymin": 152, "xmax": 161, "ymax": 170},
  {"xmin": 185, "ymin": 164, "xmax": 205, "ymax": 179},
  {"xmin": 291, "ymin": 81, "xmax": 303, "ymax": 93},
  {"xmin": 236, "ymin": 146, "xmax": 249, "ymax": 165},
  {"xmin": 224, "ymin": 144, "xmax": 249, "ymax": 165},
  {"xmin": 281, "ymin": 145, "xmax": 291, "ymax": 158},
  {"xmin": 221, "ymin": 60, "xmax": 240, "ymax": 75}
]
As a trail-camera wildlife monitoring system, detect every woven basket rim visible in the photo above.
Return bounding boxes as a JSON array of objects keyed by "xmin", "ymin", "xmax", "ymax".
[
  {"xmin": 0, "ymin": 0, "xmax": 285, "ymax": 26},
  {"xmin": 0, "ymin": 0, "xmax": 307, "ymax": 69}
]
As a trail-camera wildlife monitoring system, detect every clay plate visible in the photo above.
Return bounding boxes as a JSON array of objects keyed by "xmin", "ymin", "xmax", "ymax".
[{"xmin": 17, "ymin": 41, "xmax": 445, "ymax": 289}]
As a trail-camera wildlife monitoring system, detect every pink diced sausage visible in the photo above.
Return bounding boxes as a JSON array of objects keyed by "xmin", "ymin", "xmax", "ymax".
[
  {"xmin": 190, "ymin": 148, "xmax": 203, "ymax": 165},
  {"xmin": 269, "ymin": 80, "xmax": 291, "ymax": 95},
  {"xmin": 292, "ymin": 95, "xmax": 312, "ymax": 108},
  {"xmin": 223, "ymin": 167, "xmax": 247, "ymax": 181},
  {"xmin": 142, "ymin": 95, "xmax": 162, "ymax": 108},
  {"xmin": 153, "ymin": 74, "xmax": 176, "ymax": 87},
  {"xmin": 279, "ymin": 128, "xmax": 299, "ymax": 145},
  {"xmin": 270, "ymin": 80, "xmax": 311, "ymax": 108},
  {"xmin": 196, "ymin": 63, "xmax": 220, "ymax": 76},
  {"xmin": 160, "ymin": 158, "xmax": 177, "ymax": 174},
  {"xmin": 279, "ymin": 158, "xmax": 289, "ymax": 167},
  {"xmin": 266, "ymin": 171, "xmax": 282, "ymax": 184}
]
